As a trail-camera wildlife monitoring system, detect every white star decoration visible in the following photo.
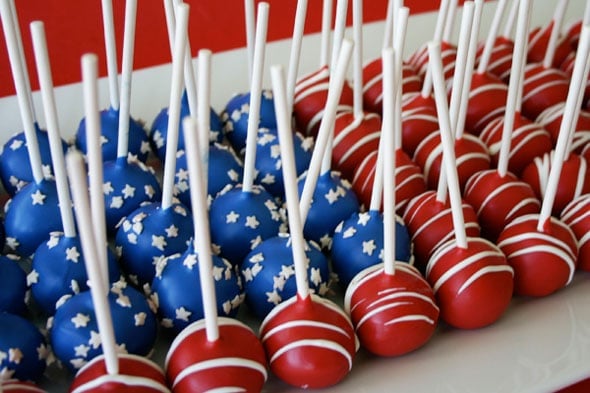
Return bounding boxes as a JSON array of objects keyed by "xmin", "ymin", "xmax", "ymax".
[
  {"xmin": 176, "ymin": 168, "xmax": 189, "ymax": 181},
  {"xmin": 27, "ymin": 270, "xmax": 39, "ymax": 286},
  {"xmin": 0, "ymin": 366, "xmax": 15, "ymax": 380},
  {"xmin": 74, "ymin": 344, "xmax": 90, "ymax": 358},
  {"xmin": 266, "ymin": 290, "xmax": 281, "ymax": 305},
  {"xmin": 110, "ymin": 196, "xmax": 124, "ymax": 209},
  {"xmin": 65, "ymin": 246, "xmax": 81, "ymax": 263},
  {"xmin": 9, "ymin": 139, "xmax": 23, "ymax": 150},
  {"xmin": 325, "ymin": 188, "xmax": 341, "ymax": 204},
  {"xmin": 226, "ymin": 211, "xmax": 240, "ymax": 223},
  {"xmin": 260, "ymin": 173, "xmax": 275, "ymax": 185},
  {"xmin": 145, "ymin": 185, "xmax": 156, "ymax": 198},
  {"xmin": 152, "ymin": 235, "xmax": 167, "ymax": 251},
  {"xmin": 362, "ymin": 240, "xmax": 377, "ymax": 256},
  {"xmin": 357, "ymin": 212, "xmax": 371, "ymax": 226},
  {"xmin": 343, "ymin": 227, "xmax": 357, "ymax": 238},
  {"xmin": 103, "ymin": 182, "xmax": 114, "ymax": 195},
  {"xmin": 134, "ymin": 312, "xmax": 147, "ymax": 327},
  {"xmin": 183, "ymin": 254, "xmax": 198, "ymax": 269},
  {"xmin": 71, "ymin": 313, "xmax": 90, "ymax": 328},
  {"xmin": 6, "ymin": 237, "xmax": 19, "ymax": 250},
  {"xmin": 140, "ymin": 141, "xmax": 151, "ymax": 154},
  {"xmin": 31, "ymin": 189, "xmax": 47, "ymax": 205},
  {"xmin": 165, "ymin": 225, "xmax": 179, "ymax": 238},
  {"xmin": 47, "ymin": 235, "xmax": 60, "ymax": 248},
  {"xmin": 8, "ymin": 348, "xmax": 23, "ymax": 364},
  {"xmin": 175, "ymin": 307, "xmax": 192, "ymax": 321},
  {"xmin": 245, "ymin": 215, "xmax": 260, "ymax": 229},
  {"xmin": 88, "ymin": 331, "xmax": 102, "ymax": 349},
  {"xmin": 122, "ymin": 184, "xmax": 136, "ymax": 199}
]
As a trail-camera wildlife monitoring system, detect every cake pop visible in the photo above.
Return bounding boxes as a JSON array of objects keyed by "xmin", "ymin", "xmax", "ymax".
[
  {"xmin": 363, "ymin": 60, "xmax": 421, "ymax": 115},
  {"xmin": 0, "ymin": 313, "xmax": 49, "ymax": 382},
  {"xmin": 1, "ymin": 380, "xmax": 46, "ymax": 392},
  {"xmin": 527, "ymin": 0, "xmax": 573, "ymax": 68},
  {"xmin": 537, "ymin": 104, "xmax": 590, "ymax": 153},
  {"xmin": 165, "ymin": 116, "xmax": 267, "ymax": 392},
  {"xmin": 115, "ymin": 6, "xmax": 193, "ymax": 287},
  {"xmin": 425, "ymin": 41, "xmax": 514, "ymax": 329},
  {"xmin": 561, "ymin": 194, "xmax": 590, "ymax": 271},
  {"xmin": 0, "ymin": 255, "xmax": 27, "ymax": 315},
  {"xmin": 398, "ymin": 94, "xmax": 440, "ymax": 158},
  {"xmin": 74, "ymin": 0, "xmax": 150, "ymax": 164}
]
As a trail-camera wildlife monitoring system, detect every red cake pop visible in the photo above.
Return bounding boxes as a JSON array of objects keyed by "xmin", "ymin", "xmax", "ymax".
[
  {"xmin": 425, "ymin": 40, "xmax": 513, "ymax": 329},
  {"xmin": 537, "ymin": 104, "xmax": 590, "ymax": 153},
  {"xmin": 526, "ymin": 0, "xmax": 573, "ymax": 68},
  {"xmin": 398, "ymin": 93, "xmax": 440, "ymax": 157},
  {"xmin": 561, "ymin": 194, "xmax": 590, "ymax": 271},
  {"xmin": 1, "ymin": 380, "xmax": 46, "ymax": 392},
  {"xmin": 521, "ymin": 64, "xmax": 570, "ymax": 120}
]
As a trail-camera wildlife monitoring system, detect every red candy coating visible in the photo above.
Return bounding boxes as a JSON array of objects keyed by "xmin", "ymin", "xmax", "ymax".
[
  {"xmin": 69, "ymin": 354, "xmax": 168, "ymax": 393},
  {"xmin": 165, "ymin": 318, "xmax": 267, "ymax": 393},
  {"xmin": 527, "ymin": 23, "xmax": 573, "ymax": 69},
  {"xmin": 399, "ymin": 95, "xmax": 440, "ymax": 157},
  {"xmin": 464, "ymin": 170, "xmax": 540, "ymax": 242},
  {"xmin": 536, "ymin": 103, "xmax": 590, "ymax": 152},
  {"xmin": 561, "ymin": 194, "xmax": 590, "ymax": 272},
  {"xmin": 259, "ymin": 294, "xmax": 357, "ymax": 389},
  {"xmin": 409, "ymin": 40, "xmax": 457, "ymax": 81},
  {"xmin": 475, "ymin": 36, "xmax": 515, "ymax": 83},
  {"xmin": 521, "ymin": 63, "xmax": 569, "ymax": 120},
  {"xmin": 344, "ymin": 263, "xmax": 439, "ymax": 357},
  {"xmin": 497, "ymin": 214, "xmax": 578, "ymax": 297},
  {"xmin": 2, "ymin": 380, "xmax": 46, "ymax": 393},
  {"xmin": 426, "ymin": 237, "xmax": 514, "ymax": 329},
  {"xmin": 464, "ymin": 72, "xmax": 509, "ymax": 135}
]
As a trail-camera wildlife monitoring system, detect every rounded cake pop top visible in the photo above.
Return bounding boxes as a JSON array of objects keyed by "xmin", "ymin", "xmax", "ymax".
[
  {"xmin": 165, "ymin": 317, "xmax": 267, "ymax": 392},
  {"xmin": 527, "ymin": 23, "xmax": 573, "ymax": 69},
  {"xmin": 30, "ymin": 233, "xmax": 121, "ymax": 315},
  {"xmin": 221, "ymin": 89, "xmax": 278, "ymax": 155},
  {"xmin": 50, "ymin": 280, "xmax": 158, "ymax": 372},
  {"xmin": 299, "ymin": 171, "xmax": 359, "ymax": 249},
  {"xmin": 464, "ymin": 72, "xmax": 509, "ymax": 135},
  {"xmin": 75, "ymin": 107, "xmax": 151, "ymax": 164},
  {"xmin": 399, "ymin": 95, "xmax": 440, "ymax": 157},
  {"xmin": 4, "ymin": 179, "xmax": 63, "ymax": 257},
  {"xmin": 209, "ymin": 184, "xmax": 284, "ymax": 266},
  {"xmin": 559, "ymin": 52, "xmax": 590, "ymax": 108},
  {"xmin": 69, "ymin": 353, "xmax": 169, "ymax": 393},
  {"xmin": 0, "ymin": 125, "xmax": 66, "ymax": 196},
  {"xmin": 344, "ymin": 262, "xmax": 439, "ymax": 356},
  {"xmin": 115, "ymin": 201, "xmax": 193, "ymax": 287},
  {"xmin": 331, "ymin": 210, "xmax": 412, "ymax": 286},
  {"xmin": 475, "ymin": 36, "xmax": 514, "ymax": 83},
  {"xmin": 521, "ymin": 63, "xmax": 569, "ymax": 120},
  {"xmin": 1, "ymin": 379, "xmax": 46, "ymax": 392},
  {"xmin": 408, "ymin": 40, "xmax": 457, "ymax": 81},
  {"xmin": 561, "ymin": 194, "xmax": 590, "ymax": 272},
  {"xmin": 536, "ymin": 103, "xmax": 590, "ymax": 152},
  {"xmin": 0, "ymin": 254, "xmax": 28, "ymax": 315},
  {"xmin": 497, "ymin": 214, "xmax": 578, "ymax": 297},
  {"xmin": 259, "ymin": 294, "xmax": 357, "ymax": 389},
  {"xmin": 149, "ymin": 243, "xmax": 243, "ymax": 334},
  {"xmin": 0, "ymin": 313, "xmax": 49, "ymax": 382},
  {"xmin": 240, "ymin": 233, "xmax": 330, "ymax": 319}
]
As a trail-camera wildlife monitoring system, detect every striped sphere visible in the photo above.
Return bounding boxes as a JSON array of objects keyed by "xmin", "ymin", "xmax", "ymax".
[
  {"xmin": 561, "ymin": 194, "xmax": 590, "ymax": 271},
  {"xmin": 464, "ymin": 72, "xmax": 508, "ymax": 135},
  {"xmin": 2, "ymin": 380, "xmax": 46, "ymax": 393},
  {"xmin": 497, "ymin": 214, "xmax": 578, "ymax": 297},
  {"xmin": 259, "ymin": 294, "xmax": 357, "ymax": 389},
  {"xmin": 344, "ymin": 263, "xmax": 439, "ymax": 356},
  {"xmin": 408, "ymin": 40, "xmax": 457, "ymax": 81},
  {"xmin": 165, "ymin": 318, "xmax": 267, "ymax": 393},
  {"xmin": 521, "ymin": 63, "xmax": 569, "ymax": 120},
  {"xmin": 475, "ymin": 36, "xmax": 514, "ymax": 83},
  {"xmin": 536, "ymin": 103, "xmax": 590, "ymax": 153},
  {"xmin": 400, "ymin": 93, "xmax": 440, "ymax": 157},
  {"xmin": 527, "ymin": 23, "xmax": 573, "ymax": 69}
]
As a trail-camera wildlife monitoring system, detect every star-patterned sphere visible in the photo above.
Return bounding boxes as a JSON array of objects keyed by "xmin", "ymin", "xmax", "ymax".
[
  {"xmin": 30, "ymin": 233, "xmax": 122, "ymax": 315},
  {"xmin": 75, "ymin": 107, "xmax": 151, "ymax": 164},
  {"xmin": 4, "ymin": 179, "xmax": 63, "ymax": 257},
  {"xmin": 254, "ymin": 127, "xmax": 314, "ymax": 198},
  {"xmin": 115, "ymin": 202, "xmax": 193, "ymax": 287},
  {"xmin": 331, "ymin": 210, "xmax": 413, "ymax": 287},
  {"xmin": 173, "ymin": 143, "xmax": 243, "ymax": 209},
  {"xmin": 0, "ymin": 255, "xmax": 28, "ymax": 315},
  {"xmin": 221, "ymin": 89, "xmax": 278, "ymax": 155},
  {"xmin": 298, "ymin": 171, "xmax": 359, "ymax": 249},
  {"xmin": 150, "ymin": 243, "xmax": 244, "ymax": 334},
  {"xmin": 0, "ymin": 124, "xmax": 67, "ymax": 196},
  {"xmin": 150, "ymin": 96, "xmax": 224, "ymax": 162},
  {"xmin": 241, "ymin": 233, "xmax": 330, "ymax": 319},
  {"xmin": 50, "ymin": 280, "xmax": 158, "ymax": 372},
  {"xmin": 209, "ymin": 184, "xmax": 284, "ymax": 266},
  {"xmin": 0, "ymin": 313, "xmax": 49, "ymax": 382},
  {"xmin": 102, "ymin": 157, "xmax": 162, "ymax": 233}
]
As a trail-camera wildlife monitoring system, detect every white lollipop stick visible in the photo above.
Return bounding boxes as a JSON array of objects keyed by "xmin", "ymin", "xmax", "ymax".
[
  {"xmin": 116, "ymin": 0, "xmax": 138, "ymax": 160},
  {"xmin": 543, "ymin": 0, "xmax": 570, "ymax": 69},
  {"xmin": 477, "ymin": 0, "xmax": 508, "ymax": 75},
  {"xmin": 369, "ymin": 137, "xmax": 385, "ymax": 212},
  {"xmin": 502, "ymin": 0, "xmax": 519, "ymax": 39},
  {"xmin": 429, "ymin": 41, "xmax": 468, "ymax": 250},
  {"xmin": 319, "ymin": 0, "xmax": 333, "ymax": 68},
  {"xmin": 0, "ymin": 0, "xmax": 44, "ymax": 184},
  {"xmin": 498, "ymin": 0, "xmax": 532, "ymax": 178},
  {"xmin": 245, "ymin": 0, "xmax": 256, "ymax": 82},
  {"xmin": 242, "ymin": 2, "xmax": 269, "ymax": 194},
  {"xmin": 538, "ymin": 24, "xmax": 590, "ymax": 231},
  {"xmin": 299, "ymin": 40, "xmax": 354, "ymax": 224},
  {"xmin": 197, "ymin": 49, "xmax": 212, "ymax": 188},
  {"xmin": 101, "ymin": 0, "xmax": 119, "ymax": 110},
  {"xmin": 67, "ymin": 150, "xmax": 119, "ymax": 376},
  {"xmin": 286, "ymin": 0, "xmax": 309, "ymax": 115},
  {"xmin": 330, "ymin": 0, "xmax": 349, "ymax": 72},
  {"xmin": 161, "ymin": 4, "xmax": 189, "ymax": 210},
  {"xmin": 271, "ymin": 65, "xmax": 310, "ymax": 300},
  {"xmin": 442, "ymin": 0, "xmax": 458, "ymax": 43},
  {"xmin": 30, "ymin": 21, "xmax": 76, "ymax": 239},
  {"xmin": 352, "ymin": 0, "xmax": 364, "ymax": 120},
  {"xmin": 420, "ymin": 0, "xmax": 452, "ymax": 98},
  {"xmin": 382, "ymin": 47, "xmax": 397, "ymax": 276},
  {"xmin": 382, "ymin": 0, "xmax": 401, "ymax": 50},
  {"xmin": 393, "ymin": 6, "xmax": 409, "ymax": 151},
  {"xmin": 182, "ymin": 117, "xmax": 219, "ymax": 342}
]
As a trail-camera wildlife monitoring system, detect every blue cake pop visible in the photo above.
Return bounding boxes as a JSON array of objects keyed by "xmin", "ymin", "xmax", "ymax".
[
  {"xmin": 209, "ymin": 184, "xmax": 284, "ymax": 266},
  {"xmin": 150, "ymin": 243, "xmax": 243, "ymax": 334},
  {"xmin": 298, "ymin": 171, "xmax": 360, "ymax": 249},
  {"xmin": 49, "ymin": 279, "xmax": 158, "ymax": 372},
  {"xmin": 115, "ymin": 201, "xmax": 193, "ymax": 287},
  {"xmin": 240, "ymin": 233, "xmax": 330, "ymax": 319},
  {"xmin": 75, "ymin": 107, "xmax": 151, "ymax": 163},
  {"xmin": 0, "ymin": 255, "xmax": 28, "ymax": 315},
  {"xmin": 3, "ymin": 179, "xmax": 62, "ymax": 257},
  {"xmin": 0, "ymin": 125, "xmax": 67, "ymax": 196},
  {"xmin": 0, "ymin": 313, "xmax": 49, "ymax": 382},
  {"xmin": 254, "ymin": 127, "xmax": 313, "ymax": 198},
  {"xmin": 221, "ymin": 90, "xmax": 278, "ymax": 155},
  {"xmin": 331, "ymin": 210, "xmax": 413, "ymax": 287},
  {"xmin": 30, "ymin": 233, "xmax": 122, "ymax": 315}
]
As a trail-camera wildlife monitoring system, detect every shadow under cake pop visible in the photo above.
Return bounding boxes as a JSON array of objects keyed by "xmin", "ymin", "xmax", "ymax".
[{"xmin": 0, "ymin": 254, "xmax": 27, "ymax": 315}]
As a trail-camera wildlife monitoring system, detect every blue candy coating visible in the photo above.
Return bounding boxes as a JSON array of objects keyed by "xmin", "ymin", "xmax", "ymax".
[
  {"xmin": 209, "ymin": 184, "xmax": 284, "ymax": 266},
  {"xmin": 30, "ymin": 234, "xmax": 121, "ymax": 315},
  {"xmin": 75, "ymin": 107, "xmax": 151, "ymax": 163},
  {"xmin": 115, "ymin": 202, "xmax": 193, "ymax": 287},
  {"xmin": 331, "ymin": 210, "xmax": 413, "ymax": 286},
  {"xmin": 50, "ymin": 283, "xmax": 158, "ymax": 372},
  {"xmin": 0, "ymin": 255, "xmax": 28, "ymax": 315},
  {"xmin": 0, "ymin": 313, "xmax": 48, "ymax": 381},
  {"xmin": 241, "ymin": 234, "xmax": 330, "ymax": 319},
  {"xmin": 150, "ymin": 243, "xmax": 243, "ymax": 334}
]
